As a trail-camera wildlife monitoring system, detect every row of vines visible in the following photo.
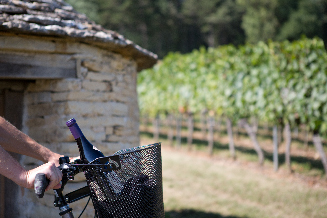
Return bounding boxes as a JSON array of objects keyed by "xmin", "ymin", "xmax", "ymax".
[{"xmin": 137, "ymin": 37, "xmax": 327, "ymax": 175}]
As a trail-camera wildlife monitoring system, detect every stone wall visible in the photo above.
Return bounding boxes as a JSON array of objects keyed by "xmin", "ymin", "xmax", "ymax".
[{"xmin": 1, "ymin": 35, "xmax": 140, "ymax": 217}]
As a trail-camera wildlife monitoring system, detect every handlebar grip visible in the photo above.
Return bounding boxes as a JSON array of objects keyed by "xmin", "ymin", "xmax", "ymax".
[{"xmin": 34, "ymin": 173, "xmax": 49, "ymax": 198}]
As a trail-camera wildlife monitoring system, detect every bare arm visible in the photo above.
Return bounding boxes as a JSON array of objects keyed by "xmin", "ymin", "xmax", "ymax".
[
  {"xmin": 0, "ymin": 145, "xmax": 61, "ymax": 190},
  {"xmin": 0, "ymin": 116, "xmax": 61, "ymax": 164},
  {"xmin": 0, "ymin": 116, "xmax": 62, "ymax": 190}
]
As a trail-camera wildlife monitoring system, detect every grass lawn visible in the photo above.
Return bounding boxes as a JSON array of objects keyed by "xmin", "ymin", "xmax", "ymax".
[{"xmin": 141, "ymin": 137, "xmax": 327, "ymax": 218}]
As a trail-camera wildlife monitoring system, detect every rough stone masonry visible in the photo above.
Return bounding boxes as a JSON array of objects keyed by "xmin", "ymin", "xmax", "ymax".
[
  {"xmin": 0, "ymin": 0, "xmax": 157, "ymax": 217},
  {"xmin": 5, "ymin": 35, "xmax": 142, "ymax": 217}
]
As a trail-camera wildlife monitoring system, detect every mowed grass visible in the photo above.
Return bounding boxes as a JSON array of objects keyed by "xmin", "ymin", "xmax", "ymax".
[{"xmin": 141, "ymin": 138, "xmax": 327, "ymax": 218}]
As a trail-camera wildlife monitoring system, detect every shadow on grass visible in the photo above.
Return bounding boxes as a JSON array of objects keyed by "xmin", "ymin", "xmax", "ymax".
[
  {"xmin": 235, "ymin": 145, "xmax": 324, "ymax": 171},
  {"xmin": 140, "ymin": 131, "xmax": 324, "ymax": 173},
  {"xmin": 165, "ymin": 209, "xmax": 247, "ymax": 218}
]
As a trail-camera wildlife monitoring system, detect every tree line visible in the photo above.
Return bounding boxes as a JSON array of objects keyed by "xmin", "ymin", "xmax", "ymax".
[{"xmin": 66, "ymin": 0, "xmax": 327, "ymax": 58}]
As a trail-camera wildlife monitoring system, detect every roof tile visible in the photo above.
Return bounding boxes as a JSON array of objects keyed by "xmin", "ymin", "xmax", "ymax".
[{"xmin": 0, "ymin": 0, "xmax": 157, "ymax": 71}]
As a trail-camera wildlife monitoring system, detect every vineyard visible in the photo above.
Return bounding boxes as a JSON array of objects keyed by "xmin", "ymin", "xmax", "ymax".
[
  {"xmin": 137, "ymin": 37, "xmax": 327, "ymax": 177},
  {"xmin": 140, "ymin": 115, "xmax": 324, "ymax": 176}
]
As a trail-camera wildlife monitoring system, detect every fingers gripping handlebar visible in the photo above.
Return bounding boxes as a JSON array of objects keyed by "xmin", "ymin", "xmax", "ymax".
[
  {"xmin": 34, "ymin": 156, "xmax": 81, "ymax": 199},
  {"xmin": 34, "ymin": 157, "xmax": 84, "ymax": 218},
  {"xmin": 34, "ymin": 155, "xmax": 113, "ymax": 199},
  {"xmin": 33, "ymin": 156, "xmax": 112, "ymax": 217}
]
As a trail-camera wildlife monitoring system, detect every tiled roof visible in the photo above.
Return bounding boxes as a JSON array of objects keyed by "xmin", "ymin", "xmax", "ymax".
[{"xmin": 0, "ymin": 0, "xmax": 157, "ymax": 71}]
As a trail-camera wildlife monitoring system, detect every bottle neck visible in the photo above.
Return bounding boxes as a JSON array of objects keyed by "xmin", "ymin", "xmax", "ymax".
[{"xmin": 68, "ymin": 123, "xmax": 82, "ymax": 140}]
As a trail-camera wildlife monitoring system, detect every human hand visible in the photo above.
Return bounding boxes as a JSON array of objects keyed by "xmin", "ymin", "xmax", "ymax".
[
  {"xmin": 24, "ymin": 162, "xmax": 62, "ymax": 191},
  {"xmin": 47, "ymin": 153, "xmax": 80, "ymax": 165},
  {"xmin": 70, "ymin": 156, "xmax": 80, "ymax": 163},
  {"xmin": 47, "ymin": 153, "xmax": 62, "ymax": 167}
]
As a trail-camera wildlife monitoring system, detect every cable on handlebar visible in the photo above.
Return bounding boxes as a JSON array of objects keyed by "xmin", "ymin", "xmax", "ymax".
[{"xmin": 77, "ymin": 196, "xmax": 91, "ymax": 218}]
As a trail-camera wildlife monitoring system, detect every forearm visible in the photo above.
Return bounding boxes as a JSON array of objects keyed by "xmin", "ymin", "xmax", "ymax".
[
  {"xmin": 0, "ymin": 117, "xmax": 61, "ymax": 163},
  {"xmin": 0, "ymin": 144, "xmax": 28, "ymax": 187},
  {"xmin": 0, "ymin": 145, "xmax": 62, "ymax": 189},
  {"xmin": 0, "ymin": 117, "xmax": 63, "ymax": 190}
]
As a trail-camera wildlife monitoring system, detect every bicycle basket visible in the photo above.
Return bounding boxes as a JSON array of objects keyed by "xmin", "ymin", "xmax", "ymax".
[{"xmin": 83, "ymin": 143, "xmax": 164, "ymax": 218}]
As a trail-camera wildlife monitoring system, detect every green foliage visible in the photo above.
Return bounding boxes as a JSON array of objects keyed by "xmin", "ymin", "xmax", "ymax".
[
  {"xmin": 276, "ymin": 0, "xmax": 326, "ymax": 41},
  {"xmin": 138, "ymin": 37, "xmax": 327, "ymax": 133},
  {"xmin": 238, "ymin": 0, "xmax": 279, "ymax": 44},
  {"xmin": 66, "ymin": 0, "xmax": 325, "ymax": 57},
  {"xmin": 65, "ymin": 0, "xmax": 100, "ymax": 23}
]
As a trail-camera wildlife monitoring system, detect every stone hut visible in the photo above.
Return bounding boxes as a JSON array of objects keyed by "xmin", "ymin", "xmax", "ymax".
[{"xmin": 0, "ymin": 0, "xmax": 157, "ymax": 217}]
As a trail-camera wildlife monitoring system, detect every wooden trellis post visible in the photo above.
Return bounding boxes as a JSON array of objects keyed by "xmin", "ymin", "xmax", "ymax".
[
  {"xmin": 208, "ymin": 116, "xmax": 215, "ymax": 155},
  {"xmin": 226, "ymin": 118, "xmax": 236, "ymax": 160},
  {"xmin": 273, "ymin": 125, "xmax": 279, "ymax": 171},
  {"xmin": 187, "ymin": 112, "xmax": 194, "ymax": 150}
]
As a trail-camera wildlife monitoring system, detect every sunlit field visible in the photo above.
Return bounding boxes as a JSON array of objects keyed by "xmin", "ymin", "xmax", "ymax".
[{"xmin": 141, "ymin": 137, "xmax": 327, "ymax": 218}]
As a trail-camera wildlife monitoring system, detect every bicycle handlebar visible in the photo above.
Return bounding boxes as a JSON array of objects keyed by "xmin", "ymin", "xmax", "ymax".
[
  {"xmin": 33, "ymin": 157, "xmax": 110, "ymax": 198},
  {"xmin": 34, "ymin": 158, "xmax": 75, "ymax": 199},
  {"xmin": 33, "ymin": 156, "xmax": 111, "ymax": 217},
  {"xmin": 34, "ymin": 158, "xmax": 80, "ymax": 218},
  {"xmin": 34, "ymin": 173, "xmax": 49, "ymax": 198}
]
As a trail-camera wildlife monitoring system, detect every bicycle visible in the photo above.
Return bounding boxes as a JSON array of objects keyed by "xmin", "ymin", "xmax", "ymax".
[{"xmin": 34, "ymin": 137, "xmax": 164, "ymax": 218}]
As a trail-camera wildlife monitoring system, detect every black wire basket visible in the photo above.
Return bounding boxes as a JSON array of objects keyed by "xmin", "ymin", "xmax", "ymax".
[{"xmin": 83, "ymin": 143, "xmax": 164, "ymax": 218}]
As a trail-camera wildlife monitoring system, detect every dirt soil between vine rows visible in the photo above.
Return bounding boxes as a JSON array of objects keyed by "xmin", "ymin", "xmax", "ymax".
[{"xmin": 140, "ymin": 127, "xmax": 327, "ymax": 190}]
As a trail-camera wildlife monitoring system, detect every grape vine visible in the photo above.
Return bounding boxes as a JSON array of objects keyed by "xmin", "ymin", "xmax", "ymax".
[{"xmin": 138, "ymin": 37, "xmax": 327, "ymax": 134}]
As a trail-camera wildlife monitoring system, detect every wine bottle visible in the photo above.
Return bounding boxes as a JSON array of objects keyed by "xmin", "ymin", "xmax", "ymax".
[{"xmin": 66, "ymin": 118, "xmax": 105, "ymax": 163}]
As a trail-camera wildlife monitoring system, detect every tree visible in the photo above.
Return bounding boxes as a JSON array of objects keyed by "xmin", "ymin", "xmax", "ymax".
[
  {"xmin": 237, "ymin": 0, "xmax": 279, "ymax": 44},
  {"xmin": 65, "ymin": 0, "xmax": 100, "ymax": 23},
  {"xmin": 203, "ymin": 0, "xmax": 245, "ymax": 46},
  {"xmin": 277, "ymin": 0, "xmax": 325, "ymax": 41},
  {"xmin": 66, "ymin": 0, "xmax": 326, "ymax": 57}
]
